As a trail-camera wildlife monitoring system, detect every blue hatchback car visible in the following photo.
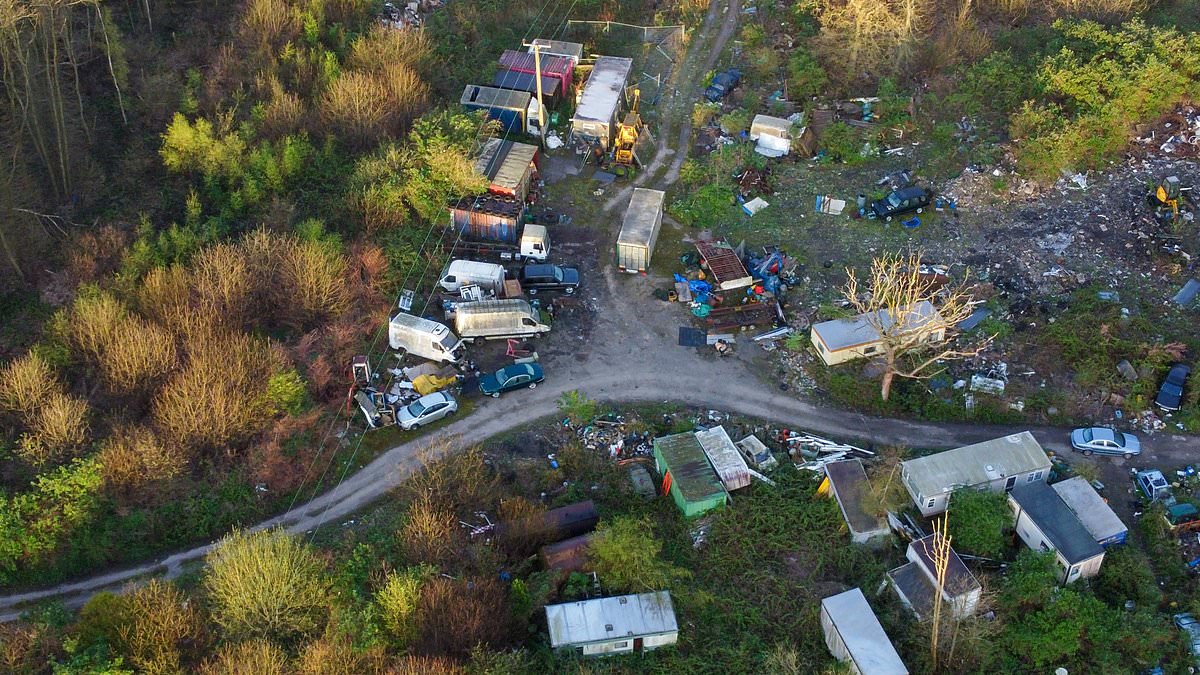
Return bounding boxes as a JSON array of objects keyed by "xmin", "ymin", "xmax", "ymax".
[{"xmin": 479, "ymin": 363, "xmax": 544, "ymax": 398}]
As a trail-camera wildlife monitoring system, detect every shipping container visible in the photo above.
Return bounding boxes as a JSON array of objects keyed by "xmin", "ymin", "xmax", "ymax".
[
  {"xmin": 460, "ymin": 85, "xmax": 534, "ymax": 134},
  {"xmin": 528, "ymin": 38, "xmax": 584, "ymax": 65},
  {"xmin": 499, "ymin": 49, "xmax": 574, "ymax": 95},
  {"xmin": 571, "ymin": 56, "xmax": 633, "ymax": 150},
  {"xmin": 492, "ymin": 68, "xmax": 563, "ymax": 104},
  {"xmin": 475, "ymin": 139, "xmax": 539, "ymax": 201},
  {"xmin": 616, "ymin": 188, "xmax": 665, "ymax": 273}
]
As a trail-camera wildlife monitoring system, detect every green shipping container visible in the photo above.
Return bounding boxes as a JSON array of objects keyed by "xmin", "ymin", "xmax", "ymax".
[{"xmin": 653, "ymin": 432, "xmax": 728, "ymax": 518}]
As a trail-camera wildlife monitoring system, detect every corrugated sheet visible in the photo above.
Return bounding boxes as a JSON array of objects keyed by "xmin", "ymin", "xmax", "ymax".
[
  {"xmin": 694, "ymin": 426, "xmax": 751, "ymax": 491},
  {"xmin": 1051, "ymin": 477, "xmax": 1128, "ymax": 546},
  {"xmin": 654, "ymin": 433, "xmax": 725, "ymax": 505},
  {"xmin": 493, "ymin": 68, "xmax": 563, "ymax": 100},
  {"xmin": 450, "ymin": 195, "xmax": 524, "ymax": 242},
  {"xmin": 499, "ymin": 50, "xmax": 574, "ymax": 86},
  {"xmin": 528, "ymin": 38, "xmax": 584, "ymax": 63}
]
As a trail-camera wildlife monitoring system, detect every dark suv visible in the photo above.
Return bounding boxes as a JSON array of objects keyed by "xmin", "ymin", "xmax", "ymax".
[
  {"xmin": 870, "ymin": 186, "xmax": 932, "ymax": 222},
  {"xmin": 518, "ymin": 264, "xmax": 580, "ymax": 294},
  {"xmin": 704, "ymin": 70, "xmax": 742, "ymax": 102}
]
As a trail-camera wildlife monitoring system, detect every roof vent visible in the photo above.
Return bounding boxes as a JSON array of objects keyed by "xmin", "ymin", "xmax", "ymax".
[
  {"xmin": 605, "ymin": 624, "xmax": 614, "ymax": 632},
  {"xmin": 619, "ymin": 597, "xmax": 629, "ymax": 604},
  {"xmin": 986, "ymin": 465, "xmax": 995, "ymax": 472}
]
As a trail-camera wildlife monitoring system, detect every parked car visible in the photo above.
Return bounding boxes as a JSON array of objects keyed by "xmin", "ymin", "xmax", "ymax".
[
  {"xmin": 869, "ymin": 186, "xmax": 932, "ymax": 222},
  {"xmin": 1070, "ymin": 427, "xmax": 1141, "ymax": 458},
  {"xmin": 1155, "ymin": 363, "xmax": 1191, "ymax": 411},
  {"xmin": 518, "ymin": 264, "xmax": 580, "ymax": 295},
  {"xmin": 479, "ymin": 363, "xmax": 544, "ymax": 397},
  {"xmin": 396, "ymin": 391, "xmax": 458, "ymax": 430},
  {"xmin": 704, "ymin": 69, "xmax": 741, "ymax": 102},
  {"xmin": 1174, "ymin": 613, "xmax": 1200, "ymax": 666}
]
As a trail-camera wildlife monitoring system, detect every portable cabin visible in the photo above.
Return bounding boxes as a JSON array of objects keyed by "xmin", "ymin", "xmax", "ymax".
[
  {"xmin": 823, "ymin": 459, "xmax": 889, "ymax": 544},
  {"xmin": 461, "ymin": 85, "xmax": 535, "ymax": 135},
  {"xmin": 492, "ymin": 68, "xmax": 564, "ymax": 105},
  {"xmin": 810, "ymin": 301, "xmax": 947, "ymax": 367},
  {"xmin": 474, "ymin": 139, "xmax": 540, "ymax": 202},
  {"xmin": 1051, "ymin": 476, "xmax": 1128, "ymax": 547},
  {"xmin": 498, "ymin": 50, "xmax": 575, "ymax": 96},
  {"xmin": 528, "ymin": 38, "xmax": 584, "ymax": 65},
  {"xmin": 616, "ymin": 188, "xmax": 665, "ymax": 273},
  {"xmin": 571, "ymin": 56, "xmax": 634, "ymax": 150},
  {"xmin": 820, "ymin": 588, "xmax": 908, "ymax": 675},
  {"xmin": 1009, "ymin": 481, "xmax": 1106, "ymax": 584},
  {"xmin": 900, "ymin": 431, "xmax": 1051, "ymax": 517},
  {"xmin": 888, "ymin": 534, "xmax": 981, "ymax": 620},
  {"xmin": 652, "ymin": 432, "xmax": 728, "ymax": 518},
  {"xmin": 545, "ymin": 591, "xmax": 678, "ymax": 656}
]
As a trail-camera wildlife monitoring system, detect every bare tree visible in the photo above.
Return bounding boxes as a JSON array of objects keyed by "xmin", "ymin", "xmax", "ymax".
[
  {"xmin": 842, "ymin": 251, "xmax": 987, "ymax": 401},
  {"xmin": 812, "ymin": 0, "xmax": 929, "ymax": 86}
]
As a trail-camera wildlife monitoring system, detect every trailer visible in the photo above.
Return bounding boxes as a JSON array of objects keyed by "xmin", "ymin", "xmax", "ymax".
[
  {"xmin": 499, "ymin": 49, "xmax": 575, "ymax": 96},
  {"xmin": 475, "ymin": 138, "xmax": 539, "ymax": 202},
  {"xmin": 616, "ymin": 188, "xmax": 665, "ymax": 273},
  {"xmin": 492, "ymin": 68, "xmax": 563, "ymax": 105},
  {"xmin": 571, "ymin": 56, "xmax": 634, "ymax": 150},
  {"xmin": 452, "ymin": 299, "xmax": 550, "ymax": 341},
  {"xmin": 460, "ymin": 85, "xmax": 540, "ymax": 136}
]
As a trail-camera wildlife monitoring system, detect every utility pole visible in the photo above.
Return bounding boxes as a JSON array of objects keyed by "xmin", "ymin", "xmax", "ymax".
[{"xmin": 522, "ymin": 41, "xmax": 548, "ymax": 149}]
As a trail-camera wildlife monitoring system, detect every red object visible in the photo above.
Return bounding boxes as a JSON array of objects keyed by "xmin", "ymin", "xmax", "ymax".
[
  {"xmin": 661, "ymin": 470, "xmax": 673, "ymax": 495},
  {"xmin": 498, "ymin": 50, "xmax": 574, "ymax": 95}
]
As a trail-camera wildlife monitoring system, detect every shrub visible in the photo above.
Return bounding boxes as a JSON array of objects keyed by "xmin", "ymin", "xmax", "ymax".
[
  {"xmin": 69, "ymin": 289, "xmax": 127, "ymax": 362},
  {"xmin": 348, "ymin": 25, "xmax": 431, "ymax": 74},
  {"xmin": 204, "ymin": 529, "xmax": 331, "ymax": 644},
  {"xmin": 152, "ymin": 329, "xmax": 272, "ymax": 454},
  {"xmin": 265, "ymin": 369, "xmax": 310, "ymax": 416},
  {"xmin": 75, "ymin": 592, "xmax": 131, "ymax": 652},
  {"xmin": 415, "ymin": 577, "xmax": 510, "ymax": 656},
  {"xmin": 787, "ymin": 48, "xmax": 827, "ymax": 99},
  {"xmin": 556, "ymin": 390, "xmax": 598, "ymax": 425},
  {"xmin": 117, "ymin": 580, "xmax": 206, "ymax": 674},
  {"xmin": 945, "ymin": 489, "xmax": 1012, "ymax": 558},
  {"xmin": 398, "ymin": 496, "xmax": 462, "ymax": 569},
  {"xmin": 589, "ymin": 516, "xmax": 690, "ymax": 593},
  {"xmin": 18, "ymin": 391, "xmax": 89, "ymax": 467},
  {"xmin": 136, "ymin": 265, "xmax": 193, "ymax": 330},
  {"xmin": 294, "ymin": 633, "xmax": 381, "ymax": 675},
  {"xmin": 320, "ymin": 65, "xmax": 429, "ymax": 148},
  {"xmin": 718, "ymin": 108, "xmax": 751, "ymax": 135},
  {"xmin": 0, "ymin": 352, "xmax": 56, "ymax": 416},
  {"xmin": 375, "ymin": 567, "xmax": 432, "ymax": 648},
  {"xmin": 818, "ymin": 121, "xmax": 864, "ymax": 163},
  {"xmin": 691, "ymin": 102, "xmax": 720, "ymax": 127},
  {"xmin": 99, "ymin": 317, "xmax": 178, "ymax": 395},
  {"xmin": 276, "ymin": 239, "xmax": 349, "ymax": 331},
  {"xmin": 192, "ymin": 243, "xmax": 255, "ymax": 330},
  {"xmin": 200, "ymin": 639, "xmax": 287, "ymax": 675},
  {"xmin": 98, "ymin": 426, "xmax": 184, "ymax": 501}
]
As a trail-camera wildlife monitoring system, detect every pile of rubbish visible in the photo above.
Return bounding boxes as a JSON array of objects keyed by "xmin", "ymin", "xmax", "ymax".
[
  {"xmin": 563, "ymin": 414, "xmax": 654, "ymax": 459},
  {"xmin": 1137, "ymin": 105, "xmax": 1200, "ymax": 158}
]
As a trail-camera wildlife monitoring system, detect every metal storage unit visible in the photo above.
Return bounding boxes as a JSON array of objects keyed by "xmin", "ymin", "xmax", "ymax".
[
  {"xmin": 616, "ymin": 188, "xmax": 665, "ymax": 273},
  {"xmin": 450, "ymin": 195, "xmax": 525, "ymax": 243},
  {"xmin": 820, "ymin": 588, "xmax": 908, "ymax": 675},
  {"xmin": 474, "ymin": 139, "xmax": 539, "ymax": 202},
  {"xmin": 461, "ymin": 85, "xmax": 532, "ymax": 134},
  {"xmin": 499, "ymin": 49, "xmax": 575, "ymax": 94},
  {"xmin": 492, "ymin": 68, "xmax": 563, "ymax": 103},
  {"xmin": 528, "ymin": 38, "xmax": 584, "ymax": 64},
  {"xmin": 571, "ymin": 56, "xmax": 633, "ymax": 149},
  {"xmin": 652, "ymin": 432, "xmax": 727, "ymax": 518}
]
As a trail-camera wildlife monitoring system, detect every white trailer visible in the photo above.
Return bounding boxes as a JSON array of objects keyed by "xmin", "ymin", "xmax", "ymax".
[
  {"xmin": 570, "ymin": 56, "xmax": 633, "ymax": 150},
  {"xmin": 820, "ymin": 588, "xmax": 908, "ymax": 675},
  {"xmin": 438, "ymin": 260, "xmax": 506, "ymax": 294},
  {"xmin": 388, "ymin": 313, "xmax": 464, "ymax": 364},
  {"xmin": 616, "ymin": 188, "xmax": 665, "ymax": 273},
  {"xmin": 453, "ymin": 299, "xmax": 550, "ymax": 341}
]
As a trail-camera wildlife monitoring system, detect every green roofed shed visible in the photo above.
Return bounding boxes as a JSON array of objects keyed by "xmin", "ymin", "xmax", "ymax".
[{"xmin": 652, "ymin": 432, "xmax": 728, "ymax": 517}]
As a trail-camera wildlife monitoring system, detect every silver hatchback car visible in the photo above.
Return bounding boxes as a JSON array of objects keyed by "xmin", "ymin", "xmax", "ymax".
[{"xmin": 396, "ymin": 392, "xmax": 458, "ymax": 430}]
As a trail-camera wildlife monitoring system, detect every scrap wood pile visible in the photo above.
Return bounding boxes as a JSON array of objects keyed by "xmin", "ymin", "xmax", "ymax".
[{"xmin": 735, "ymin": 166, "xmax": 772, "ymax": 197}]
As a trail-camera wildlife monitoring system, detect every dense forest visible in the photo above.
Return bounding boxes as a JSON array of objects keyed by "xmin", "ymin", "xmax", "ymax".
[{"xmin": 0, "ymin": 0, "xmax": 1199, "ymax": 671}]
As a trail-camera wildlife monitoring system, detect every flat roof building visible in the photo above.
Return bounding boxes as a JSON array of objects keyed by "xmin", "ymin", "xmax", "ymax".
[
  {"xmin": 545, "ymin": 591, "xmax": 678, "ymax": 656},
  {"xmin": 1051, "ymin": 476, "xmax": 1128, "ymax": 548},
  {"xmin": 810, "ymin": 301, "xmax": 945, "ymax": 366},
  {"xmin": 901, "ymin": 432, "xmax": 1051, "ymax": 516},
  {"xmin": 1010, "ymin": 482, "xmax": 1106, "ymax": 584}
]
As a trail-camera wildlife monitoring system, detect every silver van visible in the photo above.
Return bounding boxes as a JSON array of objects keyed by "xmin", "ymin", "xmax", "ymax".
[{"xmin": 388, "ymin": 312, "xmax": 464, "ymax": 363}]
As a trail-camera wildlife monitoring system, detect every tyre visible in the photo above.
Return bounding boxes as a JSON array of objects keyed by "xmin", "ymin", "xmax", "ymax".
[
  {"xmin": 528, "ymin": 288, "xmax": 538, "ymax": 295},
  {"xmin": 916, "ymin": 207, "xmax": 923, "ymax": 214},
  {"xmin": 885, "ymin": 215, "xmax": 893, "ymax": 222},
  {"xmin": 1124, "ymin": 452, "xmax": 1133, "ymax": 460},
  {"xmin": 529, "ymin": 382, "xmax": 537, "ymax": 389},
  {"xmin": 565, "ymin": 287, "xmax": 575, "ymax": 295},
  {"xmin": 1082, "ymin": 449, "xmax": 1093, "ymax": 456},
  {"xmin": 491, "ymin": 392, "xmax": 500, "ymax": 398}
]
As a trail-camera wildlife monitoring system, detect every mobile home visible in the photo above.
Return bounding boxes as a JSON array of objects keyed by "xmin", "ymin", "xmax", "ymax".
[
  {"xmin": 900, "ymin": 431, "xmax": 1051, "ymax": 516},
  {"xmin": 820, "ymin": 588, "xmax": 908, "ymax": 675},
  {"xmin": 810, "ymin": 301, "xmax": 947, "ymax": 366},
  {"xmin": 545, "ymin": 591, "xmax": 678, "ymax": 656},
  {"xmin": 1010, "ymin": 482, "xmax": 1106, "ymax": 584}
]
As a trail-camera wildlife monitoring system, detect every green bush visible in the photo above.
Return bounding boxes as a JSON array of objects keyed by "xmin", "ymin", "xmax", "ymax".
[
  {"xmin": 945, "ymin": 489, "xmax": 1011, "ymax": 558},
  {"xmin": 818, "ymin": 121, "xmax": 866, "ymax": 164},
  {"xmin": 787, "ymin": 49, "xmax": 826, "ymax": 99},
  {"xmin": 266, "ymin": 369, "xmax": 310, "ymax": 416}
]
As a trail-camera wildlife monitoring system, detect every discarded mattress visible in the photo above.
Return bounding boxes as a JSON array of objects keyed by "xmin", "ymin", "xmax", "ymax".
[
  {"xmin": 742, "ymin": 197, "xmax": 769, "ymax": 216},
  {"xmin": 755, "ymin": 134, "xmax": 790, "ymax": 157}
]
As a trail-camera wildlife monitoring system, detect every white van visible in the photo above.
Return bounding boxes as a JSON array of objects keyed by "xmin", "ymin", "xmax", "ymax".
[
  {"xmin": 453, "ymin": 299, "xmax": 550, "ymax": 341},
  {"xmin": 439, "ymin": 260, "xmax": 506, "ymax": 294},
  {"xmin": 388, "ymin": 312, "xmax": 464, "ymax": 363}
]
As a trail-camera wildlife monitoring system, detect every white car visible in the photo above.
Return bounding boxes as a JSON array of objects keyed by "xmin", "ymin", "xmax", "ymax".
[{"xmin": 396, "ymin": 392, "xmax": 458, "ymax": 430}]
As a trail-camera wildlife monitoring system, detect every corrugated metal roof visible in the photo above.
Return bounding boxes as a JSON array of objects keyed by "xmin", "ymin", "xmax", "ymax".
[
  {"xmin": 694, "ymin": 426, "xmax": 750, "ymax": 491},
  {"xmin": 811, "ymin": 301, "xmax": 943, "ymax": 352},
  {"xmin": 474, "ymin": 139, "xmax": 538, "ymax": 192},
  {"xmin": 1051, "ymin": 477, "xmax": 1127, "ymax": 546},
  {"xmin": 545, "ymin": 591, "xmax": 678, "ymax": 647},
  {"xmin": 529, "ymin": 38, "xmax": 584, "ymax": 62},
  {"xmin": 461, "ymin": 85, "xmax": 531, "ymax": 112},
  {"xmin": 654, "ymin": 432, "xmax": 725, "ymax": 504},
  {"xmin": 492, "ymin": 68, "xmax": 563, "ymax": 98},
  {"xmin": 618, "ymin": 189, "xmax": 665, "ymax": 246},
  {"xmin": 900, "ymin": 431, "xmax": 1051, "ymax": 498},
  {"xmin": 1011, "ymin": 481, "xmax": 1104, "ymax": 564},
  {"xmin": 573, "ymin": 56, "xmax": 633, "ymax": 125},
  {"xmin": 499, "ymin": 50, "xmax": 573, "ymax": 79},
  {"xmin": 821, "ymin": 588, "xmax": 908, "ymax": 675}
]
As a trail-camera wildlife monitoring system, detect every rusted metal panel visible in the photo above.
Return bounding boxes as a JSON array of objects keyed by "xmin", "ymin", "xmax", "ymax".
[{"xmin": 696, "ymin": 240, "xmax": 753, "ymax": 290}]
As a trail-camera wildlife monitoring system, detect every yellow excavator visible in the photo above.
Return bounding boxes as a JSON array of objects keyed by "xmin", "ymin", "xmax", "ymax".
[
  {"xmin": 612, "ymin": 89, "xmax": 643, "ymax": 171},
  {"xmin": 1150, "ymin": 175, "xmax": 1195, "ymax": 227}
]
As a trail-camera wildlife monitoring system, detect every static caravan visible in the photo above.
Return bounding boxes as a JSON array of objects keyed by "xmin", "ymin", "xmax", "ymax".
[
  {"xmin": 820, "ymin": 588, "xmax": 908, "ymax": 675},
  {"xmin": 571, "ymin": 56, "xmax": 634, "ymax": 150},
  {"xmin": 900, "ymin": 431, "xmax": 1051, "ymax": 517},
  {"xmin": 888, "ymin": 534, "xmax": 982, "ymax": 619},
  {"xmin": 545, "ymin": 591, "xmax": 678, "ymax": 656},
  {"xmin": 824, "ymin": 459, "xmax": 889, "ymax": 544},
  {"xmin": 1010, "ymin": 482, "xmax": 1106, "ymax": 584},
  {"xmin": 810, "ymin": 301, "xmax": 947, "ymax": 367},
  {"xmin": 616, "ymin": 188, "xmax": 665, "ymax": 273},
  {"xmin": 1051, "ymin": 476, "xmax": 1128, "ymax": 548}
]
